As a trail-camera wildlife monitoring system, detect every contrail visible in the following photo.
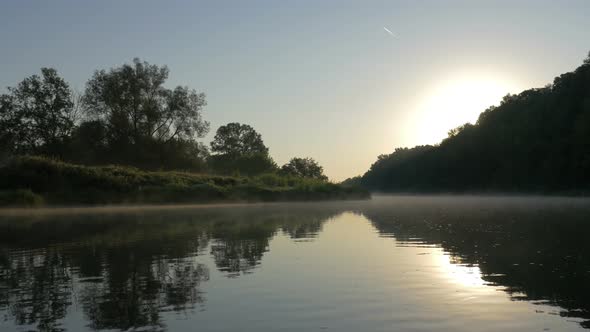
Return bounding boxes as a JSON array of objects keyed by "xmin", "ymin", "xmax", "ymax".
[{"xmin": 383, "ymin": 27, "xmax": 396, "ymax": 37}]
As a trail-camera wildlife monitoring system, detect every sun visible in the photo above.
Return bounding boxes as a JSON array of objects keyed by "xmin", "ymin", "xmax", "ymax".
[{"xmin": 413, "ymin": 74, "xmax": 521, "ymax": 145}]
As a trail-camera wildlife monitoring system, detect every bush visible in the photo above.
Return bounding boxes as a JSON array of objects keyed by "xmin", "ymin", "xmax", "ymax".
[
  {"xmin": 0, "ymin": 156, "xmax": 369, "ymax": 206},
  {"xmin": 208, "ymin": 153, "xmax": 277, "ymax": 176},
  {"xmin": 0, "ymin": 189, "xmax": 44, "ymax": 207}
]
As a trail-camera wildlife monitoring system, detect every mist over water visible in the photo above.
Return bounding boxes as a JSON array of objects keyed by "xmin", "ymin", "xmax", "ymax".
[{"xmin": 1, "ymin": 196, "xmax": 590, "ymax": 331}]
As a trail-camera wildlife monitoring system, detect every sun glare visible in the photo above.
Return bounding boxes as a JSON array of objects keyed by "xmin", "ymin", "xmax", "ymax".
[
  {"xmin": 436, "ymin": 251, "xmax": 486, "ymax": 287},
  {"xmin": 414, "ymin": 75, "xmax": 521, "ymax": 145}
]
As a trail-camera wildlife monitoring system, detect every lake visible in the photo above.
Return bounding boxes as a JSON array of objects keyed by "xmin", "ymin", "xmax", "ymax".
[{"xmin": 1, "ymin": 195, "xmax": 590, "ymax": 331}]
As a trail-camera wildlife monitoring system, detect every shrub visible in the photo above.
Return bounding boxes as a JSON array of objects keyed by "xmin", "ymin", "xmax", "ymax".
[
  {"xmin": 0, "ymin": 189, "xmax": 44, "ymax": 207},
  {"xmin": 0, "ymin": 156, "xmax": 369, "ymax": 205}
]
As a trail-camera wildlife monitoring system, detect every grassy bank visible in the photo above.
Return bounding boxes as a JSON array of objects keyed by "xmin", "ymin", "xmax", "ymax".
[{"xmin": 0, "ymin": 156, "xmax": 369, "ymax": 207}]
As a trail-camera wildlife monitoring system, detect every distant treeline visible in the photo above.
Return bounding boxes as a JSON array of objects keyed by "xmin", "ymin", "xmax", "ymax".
[
  {"xmin": 0, "ymin": 58, "xmax": 329, "ymax": 181},
  {"xmin": 348, "ymin": 52, "xmax": 590, "ymax": 193}
]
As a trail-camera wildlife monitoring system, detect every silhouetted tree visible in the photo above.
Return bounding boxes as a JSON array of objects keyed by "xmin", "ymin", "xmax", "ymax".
[
  {"xmin": 360, "ymin": 51, "xmax": 590, "ymax": 193},
  {"xmin": 209, "ymin": 123, "xmax": 276, "ymax": 175},
  {"xmin": 0, "ymin": 68, "xmax": 74, "ymax": 156},
  {"xmin": 210, "ymin": 122, "xmax": 268, "ymax": 156},
  {"xmin": 83, "ymin": 58, "xmax": 209, "ymax": 168},
  {"xmin": 341, "ymin": 176, "xmax": 362, "ymax": 187},
  {"xmin": 280, "ymin": 157, "xmax": 328, "ymax": 180},
  {"xmin": 209, "ymin": 153, "xmax": 277, "ymax": 176},
  {"xmin": 67, "ymin": 120, "xmax": 108, "ymax": 164}
]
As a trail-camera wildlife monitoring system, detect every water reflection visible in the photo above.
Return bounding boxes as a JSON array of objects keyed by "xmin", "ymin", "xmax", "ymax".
[
  {"xmin": 364, "ymin": 196, "xmax": 590, "ymax": 328},
  {"xmin": 0, "ymin": 205, "xmax": 341, "ymax": 331},
  {"xmin": 0, "ymin": 197, "xmax": 590, "ymax": 331}
]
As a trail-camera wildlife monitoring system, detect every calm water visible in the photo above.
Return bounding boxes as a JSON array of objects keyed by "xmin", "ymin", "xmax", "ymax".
[{"xmin": 1, "ymin": 196, "xmax": 590, "ymax": 331}]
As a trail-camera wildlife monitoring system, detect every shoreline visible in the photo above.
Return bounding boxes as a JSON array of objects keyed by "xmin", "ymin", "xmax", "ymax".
[
  {"xmin": 0, "ymin": 198, "xmax": 371, "ymax": 217},
  {"xmin": 0, "ymin": 157, "xmax": 370, "ymax": 209}
]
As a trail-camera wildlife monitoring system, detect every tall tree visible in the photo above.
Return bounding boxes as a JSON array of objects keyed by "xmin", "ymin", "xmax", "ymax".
[
  {"xmin": 82, "ymin": 58, "xmax": 209, "ymax": 167},
  {"xmin": 83, "ymin": 58, "xmax": 209, "ymax": 147},
  {"xmin": 0, "ymin": 68, "xmax": 74, "ymax": 156}
]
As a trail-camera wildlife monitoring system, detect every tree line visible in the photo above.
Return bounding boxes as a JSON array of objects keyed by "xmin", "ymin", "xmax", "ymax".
[
  {"xmin": 0, "ymin": 58, "xmax": 327, "ymax": 180},
  {"xmin": 352, "ymin": 51, "xmax": 590, "ymax": 193}
]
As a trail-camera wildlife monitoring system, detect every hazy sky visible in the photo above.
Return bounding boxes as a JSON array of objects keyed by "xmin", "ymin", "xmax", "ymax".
[{"xmin": 1, "ymin": 0, "xmax": 589, "ymax": 180}]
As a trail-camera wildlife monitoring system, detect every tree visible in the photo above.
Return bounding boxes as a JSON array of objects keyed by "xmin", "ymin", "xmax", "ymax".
[
  {"xmin": 210, "ymin": 123, "xmax": 268, "ymax": 156},
  {"xmin": 341, "ymin": 176, "xmax": 362, "ymax": 187},
  {"xmin": 82, "ymin": 58, "xmax": 209, "ymax": 167},
  {"xmin": 209, "ymin": 123, "xmax": 275, "ymax": 175},
  {"xmin": 0, "ymin": 68, "xmax": 74, "ymax": 155},
  {"xmin": 209, "ymin": 153, "xmax": 277, "ymax": 176},
  {"xmin": 280, "ymin": 157, "xmax": 328, "ymax": 180},
  {"xmin": 66, "ymin": 120, "xmax": 108, "ymax": 164},
  {"xmin": 360, "ymin": 51, "xmax": 590, "ymax": 192},
  {"xmin": 446, "ymin": 123, "xmax": 474, "ymax": 140}
]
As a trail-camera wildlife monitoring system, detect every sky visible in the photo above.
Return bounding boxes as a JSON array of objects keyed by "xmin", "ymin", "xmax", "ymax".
[{"xmin": 1, "ymin": 0, "xmax": 589, "ymax": 181}]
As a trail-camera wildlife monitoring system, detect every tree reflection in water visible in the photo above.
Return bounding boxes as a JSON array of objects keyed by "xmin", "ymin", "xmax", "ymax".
[
  {"xmin": 1, "ymin": 198, "xmax": 590, "ymax": 330},
  {"xmin": 0, "ymin": 204, "xmax": 340, "ymax": 331},
  {"xmin": 363, "ymin": 196, "xmax": 590, "ymax": 328}
]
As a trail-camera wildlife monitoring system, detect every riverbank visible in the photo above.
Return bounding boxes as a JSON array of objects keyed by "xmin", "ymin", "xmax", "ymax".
[{"xmin": 0, "ymin": 157, "xmax": 369, "ymax": 207}]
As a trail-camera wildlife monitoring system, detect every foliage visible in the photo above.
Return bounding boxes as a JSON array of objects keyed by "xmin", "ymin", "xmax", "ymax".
[
  {"xmin": 360, "ymin": 52, "xmax": 590, "ymax": 193},
  {"xmin": 0, "ymin": 156, "xmax": 369, "ymax": 206},
  {"xmin": 84, "ymin": 58, "xmax": 208, "ymax": 143},
  {"xmin": 81, "ymin": 58, "xmax": 209, "ymax": 168},
  {"xmin": 0, "ymin": 60, "xmax": 211, "ymax": 171},
  {"xmin": 340, "ymin": 176, "xmax": 362, "ymax": 187},
  {"xmin": 211, "ymin": 122, "xmax": 268, "ymax": 156},
  {"xmin": 0, "ymin": 68, "xmax": 74, "ymax": 156},
  {"xmin": 0, "ymin": 189, "xmax": 44, "ymax": 207},
  {"xmin": 209, "ymin": 122, "xmax": 276, "ymax": 175},
  {"xmin": 279, "ymin": 157, "xmax": 328, "ymax": 180},
  {"xmin": 0, "ymin": 59, "xmax": 368, "ymax": 205},
  {"xmin": 209, "ymin": 152, "xmax": 277, "ymax": 177}
]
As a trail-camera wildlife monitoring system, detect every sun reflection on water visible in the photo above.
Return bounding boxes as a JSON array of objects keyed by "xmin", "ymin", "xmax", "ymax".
[{"xmin": 436, "ymin": 251, "xmax": 486, "ymax": 287}]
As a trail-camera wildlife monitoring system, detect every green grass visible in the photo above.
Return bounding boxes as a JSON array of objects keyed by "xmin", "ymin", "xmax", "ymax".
[
  {"xmin": 0, "ymin": 156, "xmax": 369, "ymax": 206},
  {"xmin": 0, "ymin": 189, "xmax": 45, "ymax": 207}
]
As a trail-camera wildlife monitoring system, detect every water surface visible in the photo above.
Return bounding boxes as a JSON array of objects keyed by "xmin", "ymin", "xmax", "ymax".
[{"xmin": 1, "ymin": 196, "xmax": 590, "ymax": 331}]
